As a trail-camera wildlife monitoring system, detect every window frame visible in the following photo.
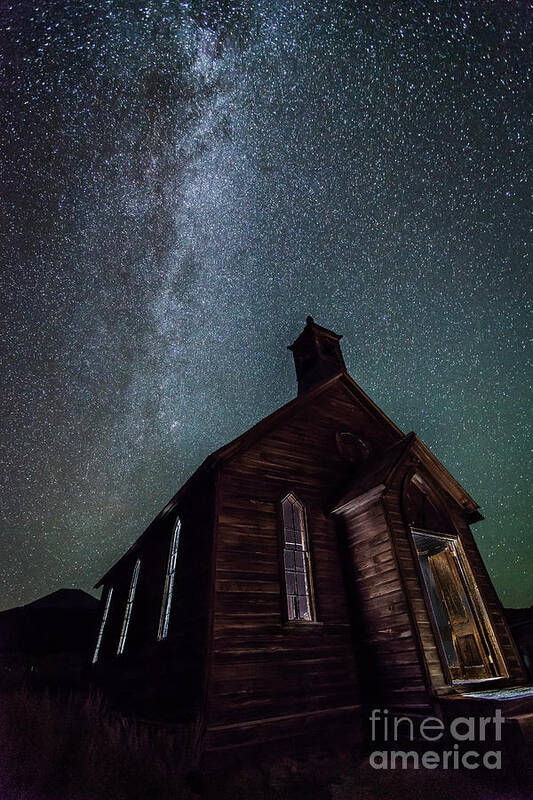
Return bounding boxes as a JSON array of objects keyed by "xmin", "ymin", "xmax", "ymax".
[
  {"xmin": 410, "ymin": 527, "xmax": 507, "ymax": 684},
  {"xmin": 117, "ymin": 558, "xmax": 141, "ymax": 655},
  {"xmin": 157, "ymin": 515, "xmax": 181, "ymax": 640},
  {"xmin": 277, "ymin": 492, "xmax": 319, "ymax": 625},
  {"xmin": 403, "ymin": 470, "xmax": 508, "ymax": 683},
  {"xmin": 92, "ymin": 585, "xmax": 113, "ymax": 664}
]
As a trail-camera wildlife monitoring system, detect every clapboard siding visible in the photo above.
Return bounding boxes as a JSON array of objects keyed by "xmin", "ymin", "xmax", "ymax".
[
  {"xmin": 383, "ymin": 470, "xmax": 450, "ymax": 695},
  {"xmin": 335, "ymin": 498, "xmax": 433, "ymax": 712},
  {"xmin": 91, "ymin": 323, "xmax": 529, "ymax": 762},
  {"xmin": 93, "ymin": 476, "xmax": 216, "ymax": 721},
  {"xmin": 454, "ymin": 518, "xmax": 526, "ymax": 680},
  {"xmin": 385, "ymin": 458, "xmax": 526, "ymax": 693},
  {"xmin": 205, "ymin": 381, "xmax": 396, "ymax": 739}
]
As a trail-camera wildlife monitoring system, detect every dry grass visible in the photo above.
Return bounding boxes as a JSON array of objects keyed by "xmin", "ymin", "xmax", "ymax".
[
  {"xmin": 0, "ymin": 685, "xmax": 531, "ymax": 800},
  {"xmin": 0, "ymin": 685, "xmax": 197, "ymax": 800}
]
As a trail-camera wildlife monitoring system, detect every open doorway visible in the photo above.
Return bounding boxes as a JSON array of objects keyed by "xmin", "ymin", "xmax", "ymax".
[{"xmin": 412, "ymin": 531, "xmax": 503, "ymax": 682}]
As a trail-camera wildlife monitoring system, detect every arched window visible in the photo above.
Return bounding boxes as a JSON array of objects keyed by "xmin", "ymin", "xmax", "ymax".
[
  {"xmin": 117, "ymin": 558, "xmax": 140, "ymax": 655},
  {"xmin": 281, "ymin": 493, "xmax": 314, "ymax": 621},
  {"xmin": 158, "ymin": 516, "xmax": 181, "ymax": 640},
  {"xmin": 92, "ymin": 585, "xmax": 113, "ymax": 664}
]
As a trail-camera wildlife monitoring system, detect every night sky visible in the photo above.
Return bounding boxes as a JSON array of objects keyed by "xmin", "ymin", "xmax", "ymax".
[{"xmin": 2, "ymin": 1, "xmax": 531, "ymax": 611}]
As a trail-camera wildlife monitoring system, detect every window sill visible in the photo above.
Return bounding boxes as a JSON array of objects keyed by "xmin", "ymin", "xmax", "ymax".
[{"xmin": 282, "ymin": 620, "xmax": 324, "ymax": 629}]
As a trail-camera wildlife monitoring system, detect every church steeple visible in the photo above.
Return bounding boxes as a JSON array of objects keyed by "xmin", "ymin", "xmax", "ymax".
[{"xmin": 288, "ymin": 316, "xmax": 346, "ymax": 395}]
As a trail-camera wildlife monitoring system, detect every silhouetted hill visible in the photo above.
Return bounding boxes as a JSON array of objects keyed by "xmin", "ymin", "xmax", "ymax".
[
  {"xmin": 0, "ymin": 588, "xmax": 98, "ymax": 686},
  {"xmin": 24, "ymin": 588, "xmax": 98, "ymax": 610}
]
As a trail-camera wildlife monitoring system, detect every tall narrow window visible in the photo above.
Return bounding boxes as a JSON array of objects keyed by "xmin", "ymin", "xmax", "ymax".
[
  {"xmin": 117, "ymin": 558, "xmax": 140, "ymax": 655},
  {"xmin": 92, "ymin": 586, "xmax": 113, "ymax": 664},
  {"xmin": 281, "ymin": 493, "xmax": 314, "ymax": 621},
  {"xmin": 158, "ymin": 516, "xmax": 181, "ymax": 640}
]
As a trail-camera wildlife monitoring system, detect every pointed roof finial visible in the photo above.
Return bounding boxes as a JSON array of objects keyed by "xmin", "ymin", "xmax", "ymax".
[{"xmin": 306, "ymin": 315, "xmax": 314, "ymax": 325}]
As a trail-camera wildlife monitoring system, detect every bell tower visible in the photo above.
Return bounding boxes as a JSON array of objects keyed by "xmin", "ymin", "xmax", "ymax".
[{"xmin": 288, "ymin": 316, "xmax": 346, "ymax": 395}]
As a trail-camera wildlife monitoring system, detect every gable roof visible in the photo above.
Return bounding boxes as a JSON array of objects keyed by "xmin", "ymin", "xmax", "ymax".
[
  {"xmin": 95, "ymin": 371, "xmax": 403, "ymax": 586},
  {"xmin": 331, "ymin": 432, "xmax": 417, "ymax": 510},
  {"xmin": 205, "ymin": 370, "xmax": 403, "ymax": 466},
  {"xmin": 331, "ymin": 431, "xmax": 482, "ymax": 521}
]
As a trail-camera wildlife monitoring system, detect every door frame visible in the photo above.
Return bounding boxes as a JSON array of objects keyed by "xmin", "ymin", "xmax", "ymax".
[{"xmin": 411, "ymin": 528, "xmax": 508, "ymax": 686}]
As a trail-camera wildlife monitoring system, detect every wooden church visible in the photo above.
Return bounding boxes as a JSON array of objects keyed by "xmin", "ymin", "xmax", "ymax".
[{"xmin": 91, "ymin": 317, "xmax": 527, "ymax": 758}]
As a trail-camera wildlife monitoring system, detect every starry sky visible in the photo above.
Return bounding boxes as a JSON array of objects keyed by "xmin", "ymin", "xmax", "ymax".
[{"xmin": 1, "ymin": 1, "xmax": 531, "ymax": 612}]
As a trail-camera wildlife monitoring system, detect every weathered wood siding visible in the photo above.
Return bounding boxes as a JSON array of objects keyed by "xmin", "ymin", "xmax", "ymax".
[
  {"xmin": 382, "ymin": 471, "xmax": 450, "ymax": 697},
  {"xmin": 337, "ymin": 496, "xmax": 434, "ymax": 712},
  {"xmin": 93, "ymin": 476, "xmax": 216, "ymax": 721},
  {"xmin": 206, "ymin": 382, "xmax": 398, "ymax": 749},
  {"xmin": 384, "ymin": 460, "xmax": 526, "ymax": 695},
  {"xmin": 453, "ymin": 516, "xmax": 526, "ymax": 683}
]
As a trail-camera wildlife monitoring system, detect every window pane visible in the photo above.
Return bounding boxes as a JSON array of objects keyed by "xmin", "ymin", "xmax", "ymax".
[
  {"xmin": 117, "ymin": 559, "xmax": 140, "ymax": 655},
  {"xmin": 293, "ymin": 505, "xmax": 305, "ymax": 542},
  {"xmin": 285, "ymin": 571, "xmax": 296, "ymax": 594},
  {"xmin": 283, "ymin": 499, "xmax": 294, "ymax": 532},
  {"xmin": 287, "ymin": 595, "xmax": 297, "ymax": 620},
  {"xmin": 92, "ymin": 586, "xmax": 113, "ymax": 664},
  {"xmin": 296, "ymin": 572, "xmax": 307, "ymax": 596},
  {"xmin": 158, "ymin": 516, "xmax": 181, "ymax": 640},
  {"xmin": 281, "ymin": 494, "xmax": 315, "ymax": 622},
  {"xmin": 298, "ymin": 596, "xmax": 311, "ymax": 620},
  {"xmin": 284, "ymin": 524, "xmax": 296, "ymax": 545},
  {"xmin": 284, "ymin": 549, "xmax": 295, "ymax": 570}
]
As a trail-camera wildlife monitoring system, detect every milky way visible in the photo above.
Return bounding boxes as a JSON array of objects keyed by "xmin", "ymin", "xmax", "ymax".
[{"xmin": 1, "ymin": 1, "xmax": 531, "ymax": 610}]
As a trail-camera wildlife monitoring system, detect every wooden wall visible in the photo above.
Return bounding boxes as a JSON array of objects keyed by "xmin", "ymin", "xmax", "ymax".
[
  {"xmin": 381, "ymin": 466, "xmax": 450, "ymax": 698},
  {"xmin": 383, "ymin": 459, "xmax": 526, "ymax": 697},
  {"xmin": 336, "ymin": 454, "xmax": 526, "ymax": 717},
  {"xmin": 92, "ymin": 475, "xmax": 216, "ymax": 722},
  {"xmin": 205, "ymin": 381, "xmax": 400, "ymax": 751},
  {"xmin": 452, "ymin": 516, "xmax": 526, "ymax": 683},
  {"xmin": 91, "ymin": 372, "xmax": 526, "ymax": 751},
  {"xmin": 336, "ymin": 496, "xmax": 434, "ymax": 713}
]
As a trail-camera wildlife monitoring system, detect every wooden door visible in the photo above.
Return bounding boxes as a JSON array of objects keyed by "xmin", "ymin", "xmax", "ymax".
[{"xmin": 428, "ymin": 548, "xmax": 492, "ymax": 680}]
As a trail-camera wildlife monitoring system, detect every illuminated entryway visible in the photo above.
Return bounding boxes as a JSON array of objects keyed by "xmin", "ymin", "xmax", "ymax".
[{"xmin": 412, "ymin": 531, "xmax": 504, "ymax": 683}]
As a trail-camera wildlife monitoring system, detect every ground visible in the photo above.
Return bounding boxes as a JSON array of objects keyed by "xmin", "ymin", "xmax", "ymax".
[{"xmin": 0, "ymin": 685, "xmax": 531, "ymax": 800}]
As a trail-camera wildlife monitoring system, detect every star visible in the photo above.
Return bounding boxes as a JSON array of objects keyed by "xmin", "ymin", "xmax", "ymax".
[{"xmin": 1, "ymin": 1, "xmax": 531, "ymax": 609}]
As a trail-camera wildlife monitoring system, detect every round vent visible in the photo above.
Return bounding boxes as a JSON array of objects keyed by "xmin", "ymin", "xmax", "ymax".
[{"xmin": 336, "ymin": 432, "xmax": 371, "ymax": 463}]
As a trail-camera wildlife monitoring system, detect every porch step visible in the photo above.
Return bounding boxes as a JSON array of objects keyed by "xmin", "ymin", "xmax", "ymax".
[
  {"xmin": 448, "ymin": 685, "xmax": 533, "ymax": 717},
  {"xmin": 437, "ymin": 688, "xmax": 533, "ymax": 753}
]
